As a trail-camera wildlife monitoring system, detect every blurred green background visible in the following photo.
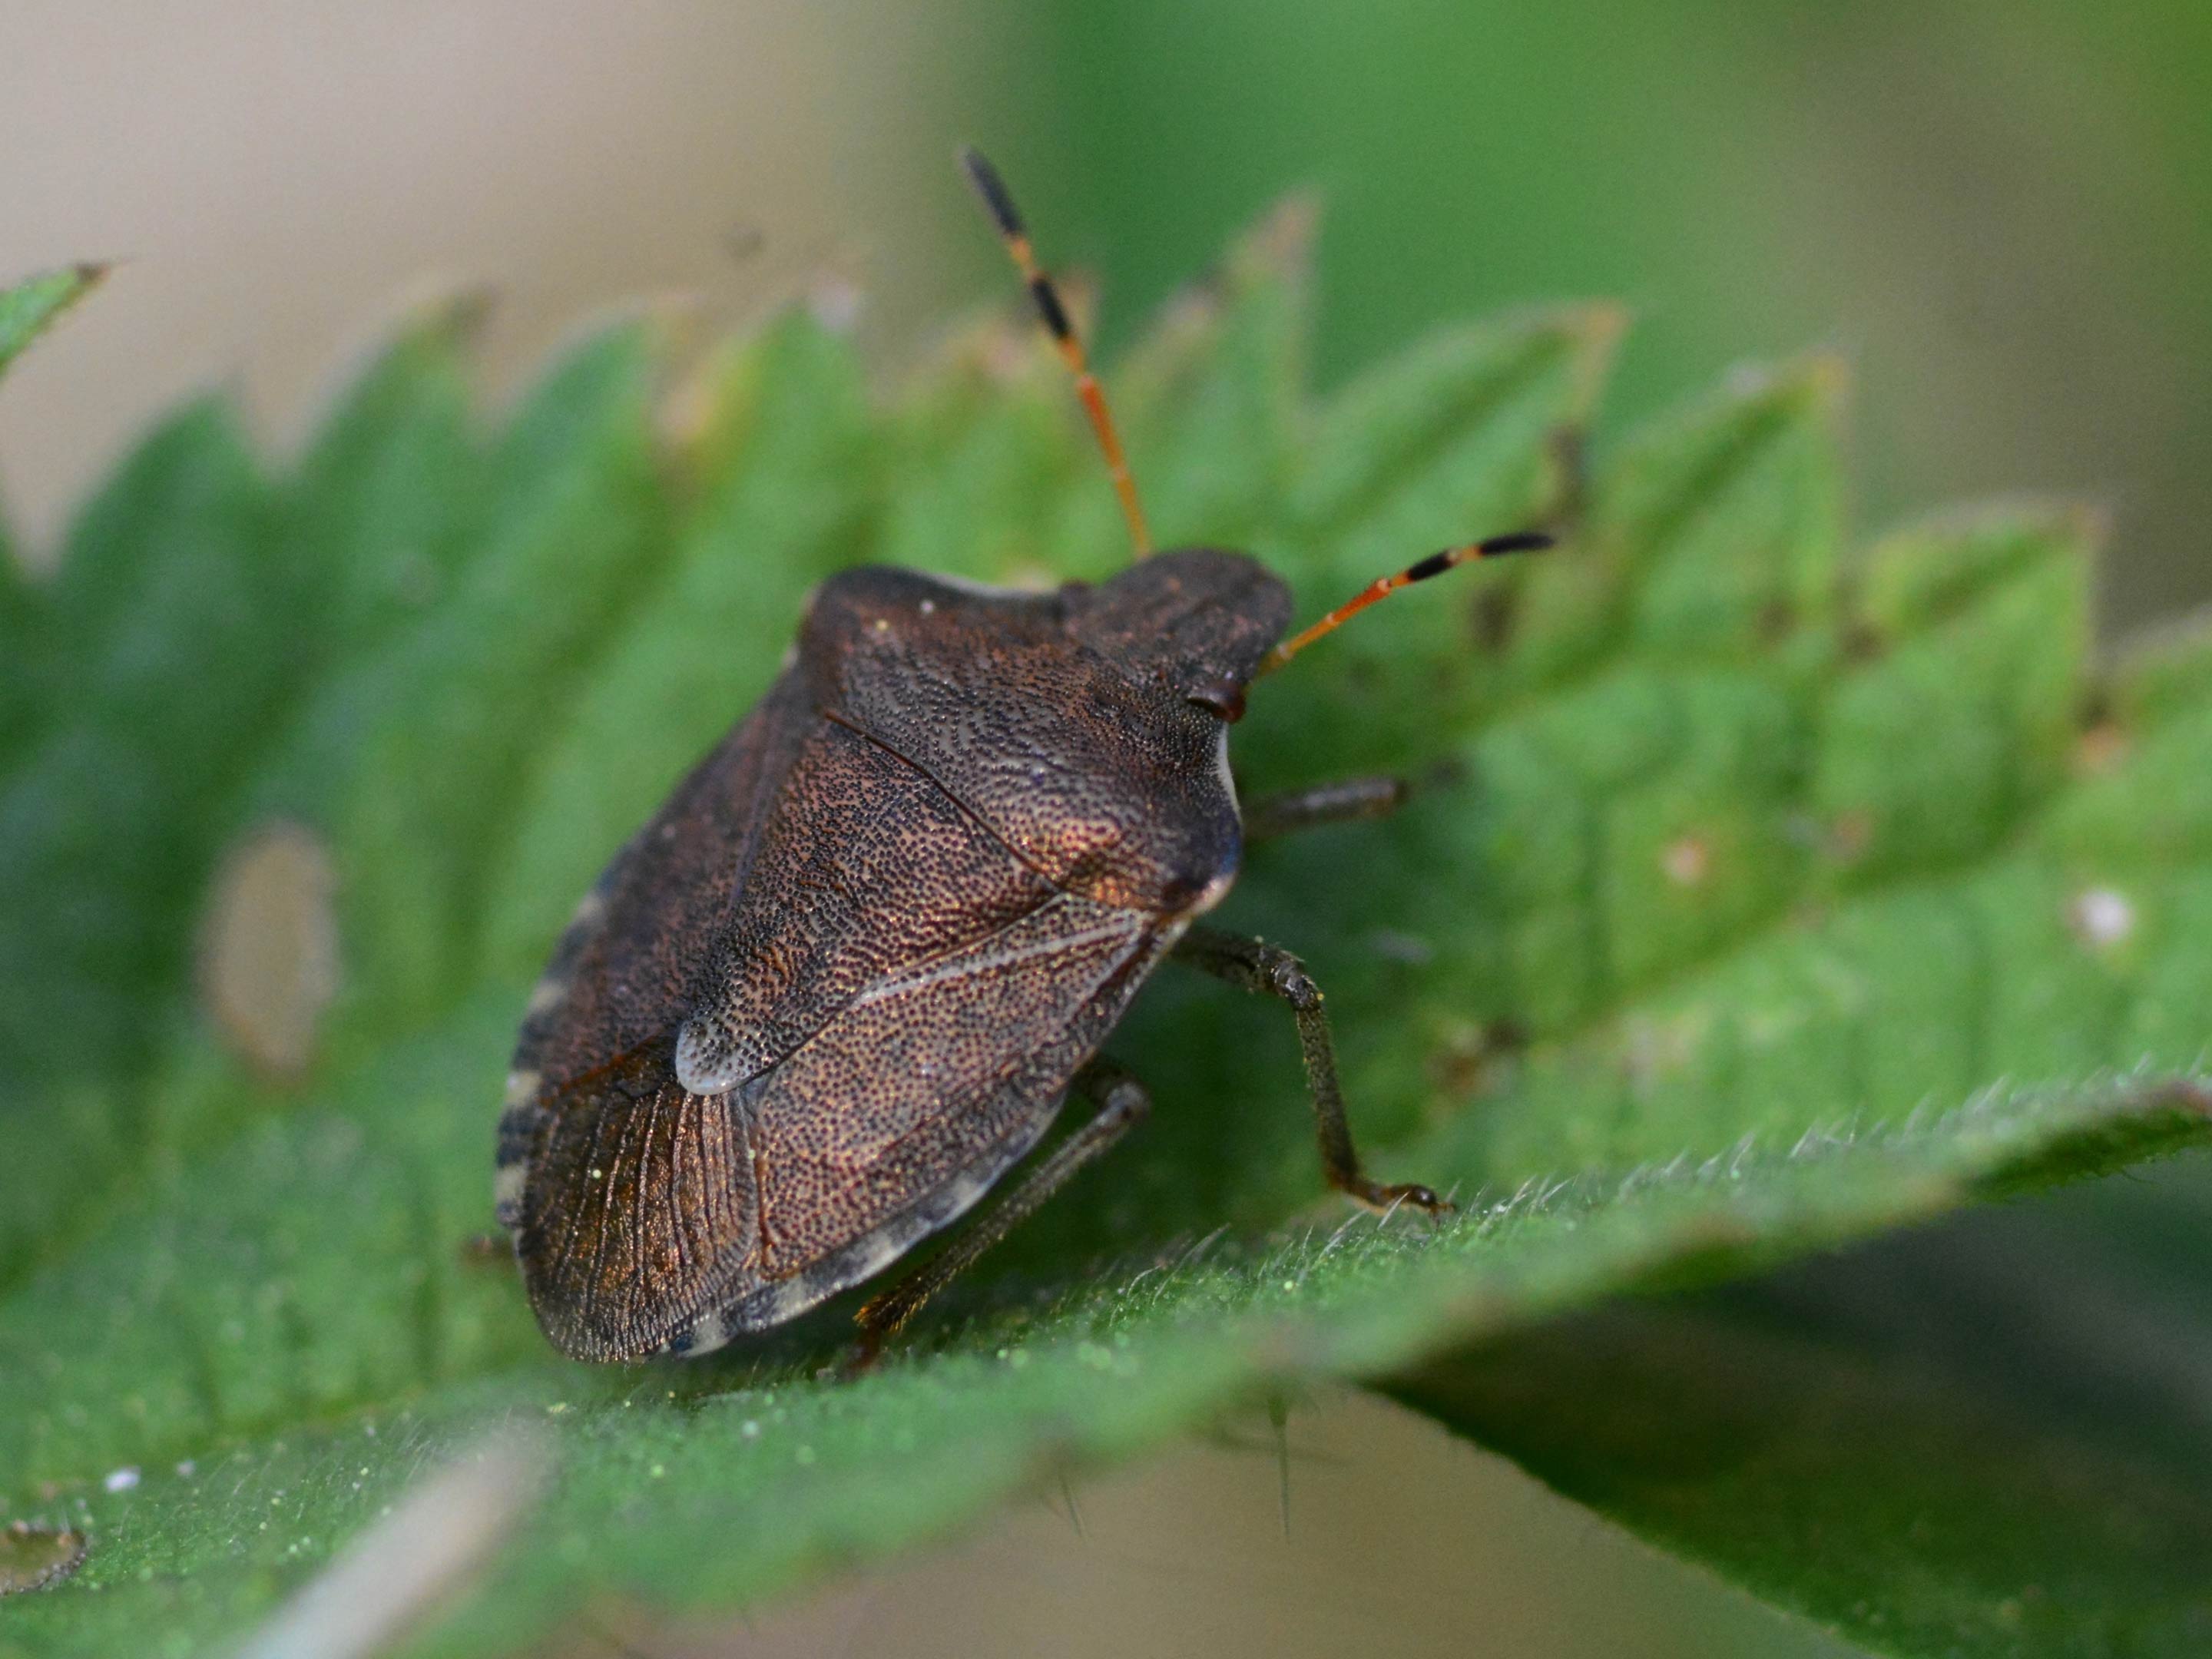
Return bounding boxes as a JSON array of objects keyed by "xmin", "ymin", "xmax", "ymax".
[
  {"xmin": 4, "ymin": 3, "xmax": 2206, "ymax": 1654},
  {"xmin": 1010, "ymin": 0, "xmax": 2212, "ymax": 634}
]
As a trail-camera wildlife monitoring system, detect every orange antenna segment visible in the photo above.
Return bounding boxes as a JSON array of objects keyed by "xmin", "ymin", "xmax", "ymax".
[
  {"xmin": 960, "ymin": 147, "xmax": 1154, "ymax": 560},
  {"xmin": 1257, "ymin": 531, "xmax": 1555, "ymax": 674}
]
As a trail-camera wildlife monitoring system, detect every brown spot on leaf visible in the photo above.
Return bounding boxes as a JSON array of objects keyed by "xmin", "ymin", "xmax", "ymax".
[
  {"xmin": 199, "ymin": 821, "xmax": 340, "ymax": 1079},
  {"xmin": 2075, "ymin": 719, "xmax": 2129, "ymax": 776},
  {"xmin": 1828, "ymin": 810, "xmax": 1874, "ymax": 865},
  {"xmin": 1661, "ymin": 836, "xmax": 1710, "ymax": 887},
  {"xmin": 0, "ymin": 1522, "xmax": 88, "ymax": 1594}
]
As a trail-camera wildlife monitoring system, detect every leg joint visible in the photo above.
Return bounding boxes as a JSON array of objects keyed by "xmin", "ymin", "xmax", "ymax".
[
  {"xmin": 1078, "ymin": 1058, "xmax": 1152, "ymax": 1128},
  {"xmin": 1173, "ymin": 926, "xmax": 1323, "ymax": 1009},
  {"xmin": 1263, "ymin": 949, "xmax": 1322, "ymax": 1010},
  {"xmin": 1098, "ymin": 1078, "xmax": 1152, "ymax": 1126}
]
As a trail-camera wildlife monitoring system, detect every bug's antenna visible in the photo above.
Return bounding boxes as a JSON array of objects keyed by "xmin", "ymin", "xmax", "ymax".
[
  {"xmin": 960, "ymin": 146, "xmax": 1154, "ymax": 559},
  {"xmin": 1257, "ymin": 531, "xmax": 1555, "ymax": 674}
]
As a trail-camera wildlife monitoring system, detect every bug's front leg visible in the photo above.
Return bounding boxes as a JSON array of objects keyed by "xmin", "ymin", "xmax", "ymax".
[
  {"xmin": 1238, "ymin": 775, "xmax": 1410, "ymax": 843},
  {"xmin": 1172, "ymin": 925, "xmax": 1449, "ymax": 1217}
]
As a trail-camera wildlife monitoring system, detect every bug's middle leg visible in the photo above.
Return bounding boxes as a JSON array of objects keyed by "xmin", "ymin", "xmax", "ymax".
[
  {"xmin": 849, "ymin": 1058, "xmax": 1151, "ymax": 1368},
  {"xmin": 1173, "ymin": 924, "xmax": 1449, "ymax": 1217}
]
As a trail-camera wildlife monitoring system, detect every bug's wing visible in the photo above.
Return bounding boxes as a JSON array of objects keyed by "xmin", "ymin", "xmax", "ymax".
[
  {"xmin": 508, "ymin": 707, "xmax": 1171, "ymax": 1360},
  {"xmin": 724, "ymin": 888, "xmax": 1164, "ymax": 1332},
  {"xmin": 505, "ymin": 670, "xmax": 816, "ymax": 1108},
  {"xmin": 513, "ymin": 890, "xmax": 1161, "ymax": 1361},
  {"xmin": 507, "ymin": 1036, "xmax": 765, "ymax": 1363},
  {"xmin": 666, "ymin": 716, "xmax": 1065, "ymax": 1097},
  {"xmin": 497, "ymin": 672, "xmax": 820, "ymax": 1362}
]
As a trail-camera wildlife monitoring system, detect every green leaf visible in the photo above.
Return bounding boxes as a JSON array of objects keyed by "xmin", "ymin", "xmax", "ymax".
[
  {"xmin": 0, "ymin": 265, "xmax": 111, "ymax": 766},
  {"xmin": 0, "ymin": 399, "xmax": 277, "ymax": 1272},
  {"xmin": 2, "ymin": 214, "xmax": 2209, "ymax": 1659},
  {"xmin": 1389, "ymin": 1150, "xmax": 2212, "ymax": 1658},
  {"xmin": 0, "ymin": 263, "xmax": 105, "ymax": 383}
]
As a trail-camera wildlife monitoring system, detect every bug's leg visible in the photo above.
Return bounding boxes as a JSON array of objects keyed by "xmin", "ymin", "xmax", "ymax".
[
  {"xmin": 1173, "ymin": 925, "xmax": 1449, "ymax": 1217},
  {"xmin": 1240, "ymin": 775, "xmax": 1410, "ymax": 843},
  {"xmin": 849, "ymin": 1058, "xmax": 1152, "ymax": 1369}
]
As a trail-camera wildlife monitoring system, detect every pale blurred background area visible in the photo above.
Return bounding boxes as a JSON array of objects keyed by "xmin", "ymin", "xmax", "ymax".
[
  {"xmin": 0, "ymin": 0, "xmax": 1008, "ymax": 558},
  {"xmin": 5, "ymin": 3, "xmax": 2206, "ymax": 1654},
  {"xmin": 4, "ymin": 1, "xmax": 2207, "ymax": 631}
]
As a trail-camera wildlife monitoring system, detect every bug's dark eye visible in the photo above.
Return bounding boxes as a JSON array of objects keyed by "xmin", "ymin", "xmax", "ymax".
[{"xmin": 1184, "ymin": 679, "xmax": 1246, "ymax": 724}]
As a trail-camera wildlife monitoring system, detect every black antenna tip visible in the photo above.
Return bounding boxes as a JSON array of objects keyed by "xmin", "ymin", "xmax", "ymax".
[
  {"xmin": 1477, "ymin": 535, "xmax": 1548, "ymax": 561},
  {"xmin": 959, "ymin": 146, "xmax": 1023, "ymax": 238},
  {"xmin": 1406, "ymin": 530, "xmax": 1553, "ymax": 583},
  {"xmin": 1480, "ymin": 531, "xmax": 1555, "ymax": 558}
]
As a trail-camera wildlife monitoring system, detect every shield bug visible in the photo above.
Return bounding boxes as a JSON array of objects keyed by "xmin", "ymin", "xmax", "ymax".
[{"xmin": 495, "ymin": 148, "xmax": 1552, "ymax": 1365}]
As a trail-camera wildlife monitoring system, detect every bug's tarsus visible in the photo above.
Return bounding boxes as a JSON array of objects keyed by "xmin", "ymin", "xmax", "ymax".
[
  {"xmin": 959, "ymin": 145, "xmax": 1154, "ymax": 561},
  {"xmin": 845, "ymin": 1056, "xmax": 1154, "ymax": 1373},
  {"xmin": 1172, "ymin": 926, "xmax": 1453, "ymax": 1220},
  {"xmin": 1258, "ymin": 529, "xmax": 1556, "ymax": 675}
]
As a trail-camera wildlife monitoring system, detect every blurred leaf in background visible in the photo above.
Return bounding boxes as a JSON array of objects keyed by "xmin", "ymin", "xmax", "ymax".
[
  {"xmin": 0, "ymin": 263, "xmax": 105, "ymax": 382},
  {"xmin": 1399, "ymin": 1157, "xmax": 2212, "ymax": 1657},
  {"xmin": 1020, "ymin": 0, "xmax": 2212, "ymax": 631}
]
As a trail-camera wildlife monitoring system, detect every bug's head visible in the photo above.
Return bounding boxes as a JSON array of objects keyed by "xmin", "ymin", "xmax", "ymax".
[{"xmin": 1067, "ymin": 548, "xmax": 1292, "ymax": 726}]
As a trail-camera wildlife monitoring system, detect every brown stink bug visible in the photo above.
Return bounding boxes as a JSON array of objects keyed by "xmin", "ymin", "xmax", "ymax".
[{"xmin": 495, "ymin": 149, "xmax": 1551, "ymax": 1365}]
